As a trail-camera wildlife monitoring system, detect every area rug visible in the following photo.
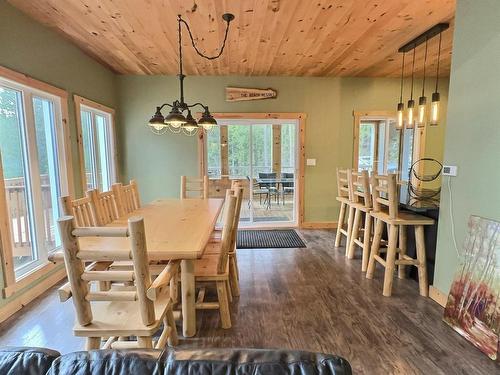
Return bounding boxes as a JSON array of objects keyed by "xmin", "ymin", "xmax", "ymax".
[{"xmin": 237, "ymin": 229, "xmax": 306, "ymax": 249}]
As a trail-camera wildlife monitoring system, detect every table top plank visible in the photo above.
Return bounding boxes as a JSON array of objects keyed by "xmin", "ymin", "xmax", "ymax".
[{"xmin": 78, "ymin": 198, "xmax": 224, "ymax": 260}]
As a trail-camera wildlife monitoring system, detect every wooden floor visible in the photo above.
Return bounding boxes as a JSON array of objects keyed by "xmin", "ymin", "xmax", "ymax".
[{"xmin": 0, "ymin": 229, "xmax": 497, "ymax": 374}]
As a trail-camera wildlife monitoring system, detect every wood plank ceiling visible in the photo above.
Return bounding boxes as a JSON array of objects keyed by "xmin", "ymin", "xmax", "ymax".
[{"xmin": 7, "ymin": 0, "xmax": 456, "ymax": 77}]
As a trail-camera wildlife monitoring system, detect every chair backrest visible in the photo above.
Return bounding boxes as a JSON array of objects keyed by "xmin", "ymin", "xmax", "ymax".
[
  {"xmin": 258, "ymin": 172, "xmax": 276, "ymax": 188},
  {"xmin": 93, "ymin": 189, "xmax": 120, "ymax": 225},
  {"xmin": 60, "ymin": 194, "xmax": 98, "ymax": 227},
  {"xmin": 336, "ymin": 168, "xmax": 349, "ymax": 198},
  {"xmin": 281, "ymin": 173, "xmax": 294, "ymax": 188},
  {"xmin": 114, "ymin": 180, "xmax": 141, "ymax": 215},
  {"xmin": 371, "ymin": 173, "xmax": 399, "ymax": 219},
  {"xmin": 57, "ymin": 215, "xmax": 156, "ymax": 327},
  {"xmin": 180, "ymin": 175, "xmax": 209, "ymax": 199},
  {"xmin": 347, "ymin": 170, "xmax": 372, "ymax": 208},
  {"xmin": 217, "ymin": 190, "xmax": 238, "ymax": 274}
]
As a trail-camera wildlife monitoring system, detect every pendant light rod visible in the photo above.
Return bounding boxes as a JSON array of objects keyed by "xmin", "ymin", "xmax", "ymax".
[
  {"xmin": 409, "ymin": 47, "xmax": 416, "ymax": 100},
  {"xmin": 421, "ymin": 38, "xmax": 428, "ymax": 96},
  {"xmin": 399, "ymin": 52, "xmax": 405, "ymax": 103},
  {"xmin": 434, "ymin": 31, "xmax": 442, "ymax": 93},
  {"xmin": 398, "ymin": 23, "xmax": 449, "ymax": 53}
]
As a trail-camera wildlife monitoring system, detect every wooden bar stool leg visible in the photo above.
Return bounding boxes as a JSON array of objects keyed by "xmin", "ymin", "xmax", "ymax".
[
  {"xmin": 383, "ymin": 224, "xmax": 399, "ymax": 297},
  {"xmin": 334, "ymin": 202, "xmax": 346, "ymax": 247},
  {"xmin": 361, "ymin": 213, "xmax": 372, "ymax": 272},
  {"xmin": 398, "ymin": 225, "xmax": 408, "ymax": 279},
  {"xmin": 366, "ymin": 219, "xmax": 384, "ymax": 279},
  {"xmin": 345, "ymin": 205, "xmax": 355, "ymax": 255},
  {"xmin": 347, "ymin": 207, "xmax": 361, "ymax": 259},
  {"xmin": 86, "ymin": 337, "xmax": 101, "ymax": 350},
  {"xmin": 415, "ymin": 225, "xmax": 429, "ymax": 297}
]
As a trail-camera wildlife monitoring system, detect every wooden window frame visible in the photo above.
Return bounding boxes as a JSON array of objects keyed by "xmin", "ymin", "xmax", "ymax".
[
  {"xmin": 0, "ymin": 65, "xmax": 73, "ymax": 296},
  {"xmin": 198, "ymin": 112, "xmax": 306, "ymax": 227},
  {"xmin": 74, "ymin": 95, "xmax": 117, "ymax": 194}
]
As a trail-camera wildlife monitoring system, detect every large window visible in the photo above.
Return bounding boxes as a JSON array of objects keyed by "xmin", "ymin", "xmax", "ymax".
[
  {"xmin": 228, "ymin": 125, "xmax": 250, "ymax": 178},
  {"xmin": 75, "ymin": 96, "xmax": 116, "ymax": 192},
  {"xmin": 0, "ymin": 74, "xmax": 70, "ymax": 279},
  {"xmin": 206, "ymin": 126, "xmax": 221, "ymax": 179},
  {"xmin": 354, "ymin": 114, "xmax": 416, "ymax": 181}
]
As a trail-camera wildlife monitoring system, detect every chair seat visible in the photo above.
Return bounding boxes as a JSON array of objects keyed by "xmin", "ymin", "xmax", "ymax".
[
  {"xmin": 194, "ymin": 254, "xmax": 229, "ymax": 281},
  {"xmin": 371, "ymin": 210, "xmax": 434, "ymax": 225},
  {"xmin": 74, "ymin": 287, "xmax": 172, "ymax": 337}
]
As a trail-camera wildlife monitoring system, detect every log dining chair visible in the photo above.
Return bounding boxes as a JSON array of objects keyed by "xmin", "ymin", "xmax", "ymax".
[
  {"xmin": 57, "ymin": 215, "xmax": 178, "ymax": 350},
  {"xmin": 366, "ymin": 173, "xmax": 434, "ymax": 297},
  {"xmin": 346, "ymin": 170, "xmax": 374, "ymax": 272},
  {"xmin": 194, "ymin": 191, "xmax": 237, "ymax": 329},
  {"xmin": 334, "ymin": 168, "xmax": 354, "ymax": 250},
  {"xmin": 208, "ymin": 182, "xmax": 243, "ymax": 298},
  {"xmin": 113, "ymin": 180, "xmax": 141, "ymax": 215},
  {"xmin": 60, "ymin": 193, "xmax": 98, "ymax": 227},
  {"xmin": 180, "ymin": 175, "xmax": 209, "ymax": 199},
  {"xmin": 91, "ymin": 189, "xmax": 120, "ymax": 226}
]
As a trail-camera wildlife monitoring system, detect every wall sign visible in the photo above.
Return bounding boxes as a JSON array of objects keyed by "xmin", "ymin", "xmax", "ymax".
[{"xmin": 225, "ymin": 87, "xmax": 277, "ymax": 102}]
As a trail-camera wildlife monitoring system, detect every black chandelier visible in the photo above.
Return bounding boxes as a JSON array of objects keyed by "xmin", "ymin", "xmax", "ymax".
[{"xmin": 148, "ymin": 12, "xmax": 235, "ymax": 136}]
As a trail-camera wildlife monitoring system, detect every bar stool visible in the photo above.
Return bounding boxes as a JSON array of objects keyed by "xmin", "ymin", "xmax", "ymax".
[
  {"xmin": 366, "ymin": 173, "xmax": 434, "ymax": 297},
  {"xmin": 334, "ymin": 168, "xmax": 354, "ymax": 249},
  {"xmin": 346, "ymin": 170, "xmax": 373, "ymax": 272}
]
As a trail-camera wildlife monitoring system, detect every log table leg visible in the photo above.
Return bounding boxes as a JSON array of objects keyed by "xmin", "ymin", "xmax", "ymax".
[{"xmin": 181, "ymin": 259, "xmax": 196, "ymax": 337}]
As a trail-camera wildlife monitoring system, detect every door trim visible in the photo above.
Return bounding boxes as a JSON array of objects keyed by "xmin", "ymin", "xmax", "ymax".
[{"xmin": 198, "ymin": 112, "xmax": 306, "ymax": 228}]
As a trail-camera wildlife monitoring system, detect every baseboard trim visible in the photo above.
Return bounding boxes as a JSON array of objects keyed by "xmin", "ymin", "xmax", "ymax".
[
  {"xmin": 301, "ymin": 221, "xmax": 338, "ymax": 229},
  {"xmin": 429, "ymin": 285, "xmax": 448, "ymax": 308},
  {"xmin": 0, "ymin": 268, "xmax": 66, "ymax": 324}
]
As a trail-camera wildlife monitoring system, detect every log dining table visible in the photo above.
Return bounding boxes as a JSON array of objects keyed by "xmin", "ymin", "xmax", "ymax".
[{"xmin": 77, "ymin": 198, "xmax": 224, "ymax": 337}]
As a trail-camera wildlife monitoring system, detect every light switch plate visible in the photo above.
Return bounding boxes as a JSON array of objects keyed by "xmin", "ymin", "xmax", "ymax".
[
  {"xmin": 443, "ymin": 165, "xmax": 458, "ymax": 176},
  {"xmin": 306, "ymin": 158, "xmax": 316, "ymax": 166}
]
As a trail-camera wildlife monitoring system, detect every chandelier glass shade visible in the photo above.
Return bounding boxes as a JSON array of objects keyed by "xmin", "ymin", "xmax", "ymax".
[{"xmin": 148, "ymin": 13, "xmax": 235, "ymax": 136}]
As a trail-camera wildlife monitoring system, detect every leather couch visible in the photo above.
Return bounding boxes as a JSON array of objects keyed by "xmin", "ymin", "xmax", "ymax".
[{"xmin": 0, "ymin": 346, "xmax": 352, "ymax": 374}]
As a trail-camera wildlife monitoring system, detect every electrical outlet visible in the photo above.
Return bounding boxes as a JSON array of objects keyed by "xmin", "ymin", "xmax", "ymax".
[
  {"xmin": 306, "ymin": 159, "xmax": 316, "ymax": 166},
  {"xmin": 443, "ymin": 165, "xmax": 458, "ymax": 176}
]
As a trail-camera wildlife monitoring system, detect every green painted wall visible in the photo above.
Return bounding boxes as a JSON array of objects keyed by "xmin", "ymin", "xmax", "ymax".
[
  {"xmin": 0, "ymin": 1, "xmax": 117, "ymax": 306},
  {"xmin": 118, "ymin": 75, "xmax": 448, "ymax": 222},
  {"xmin": 433, "ymin": 0, "xmax": 500, "ymax": 294}
]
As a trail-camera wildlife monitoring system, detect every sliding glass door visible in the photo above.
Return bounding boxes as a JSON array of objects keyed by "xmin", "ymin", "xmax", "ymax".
[
  {"xmin": 208, "ymin": 119, "xmax": 298, "ymax": 226},
  {"xmin": 0, "ymin": 81, "xmax": 67, "ymax": 278}
]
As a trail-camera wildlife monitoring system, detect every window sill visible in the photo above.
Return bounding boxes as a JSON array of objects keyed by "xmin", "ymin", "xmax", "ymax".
[{"xmin": 2, "ymin": 262, "xmax": 63, "ymax": 299}]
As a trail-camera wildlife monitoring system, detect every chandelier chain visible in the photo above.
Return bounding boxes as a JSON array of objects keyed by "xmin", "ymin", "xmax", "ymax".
[{"xmin": 179, "ymin": 17, "xmax": 231, "ymax": 61}]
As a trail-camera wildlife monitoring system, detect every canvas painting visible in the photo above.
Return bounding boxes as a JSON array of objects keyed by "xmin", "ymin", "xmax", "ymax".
[{"xmin": 444, "ymin": 215, "xmax": 500, "ymax": 360}]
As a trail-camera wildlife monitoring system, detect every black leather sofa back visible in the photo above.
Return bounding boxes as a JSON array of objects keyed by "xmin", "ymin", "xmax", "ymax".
[
  {"xmin": 1, "ymin": 347, "xmax": 352, "ymax": 375},
  {"xmin": 0, "ymin": 347, "xmax": 60, "ymax": 375}
]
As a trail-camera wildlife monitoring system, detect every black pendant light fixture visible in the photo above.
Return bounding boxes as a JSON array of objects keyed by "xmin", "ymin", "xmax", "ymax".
[
  {"xmin": 417, "ymin": 38, "xmax": 429, "ymax": 128},
  {"xmin": 148, "ymin": 12, "xmax": 235, "ymax": 136},
  {"xmin": 407, "ymin": 46, "xmax": 416, "ymax": 129},
  {"xmin": 430, "ymin": 31, "xmax": 443, "ymax": 126},
  {"xmin": 396, "ymin": 23, "xmax": 448, "ymax": 131},
  {"xmin": 396, "ymin": 52, "xmax": 406, "ymax": 129}
]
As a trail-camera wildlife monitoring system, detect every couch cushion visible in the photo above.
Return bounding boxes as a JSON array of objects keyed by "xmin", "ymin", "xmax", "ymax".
[
  {"xmin": 0, "ymin": 347, "xmax": 60, "ymax": 375},
  {"xmin": 46, "ymin": 349, "xmax": 162, "ymax": 375},
  {"xmin": 160, "ymin": 348, "xmax": 352, "ymax": 375}
]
